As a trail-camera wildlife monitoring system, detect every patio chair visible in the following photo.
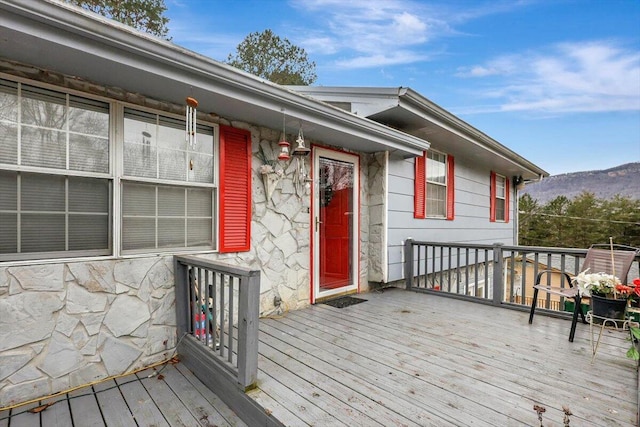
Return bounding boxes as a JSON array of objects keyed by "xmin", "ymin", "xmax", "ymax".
[{"xmin": 528, "ymin": 244, "xmax": 638, "ymax": 342}]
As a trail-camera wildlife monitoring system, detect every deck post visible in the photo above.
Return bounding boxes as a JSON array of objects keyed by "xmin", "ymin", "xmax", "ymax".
[
  {"xmin": 174, "ymin": 258, "xmax": 189, "ymax": 336},
  {"xmin": 237, "ymin": 269, "xmax": 260, "ymax": 390},
  {"xmin": 404, "ymin": 238, "xmax": 414, "ymax": 290},
  {"xmin": 492, "ymin": 243, "xmax": 504, "ymax": 306}
]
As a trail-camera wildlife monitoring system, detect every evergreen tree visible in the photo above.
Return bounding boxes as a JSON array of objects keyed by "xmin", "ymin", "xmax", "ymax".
[
  {"xmin": 227, "ymin": 30, "xmax": 317, "ymax": 85},
  {"xmin": 518, "ymin": 191, "xmax": 640, "ymax": 248},
  {"xmin": 68, "ymin": 0, "xmax": 170, "ymax": 39}
]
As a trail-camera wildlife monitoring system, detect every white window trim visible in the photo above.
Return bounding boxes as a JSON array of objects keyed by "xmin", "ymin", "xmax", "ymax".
[
  {"xmin": 117, "ymin": 104, "xmax": 219, "ymax": 256},
  {"xmin": 495, "ymin": 173, "xmax": 507, "ymax": 222},
  {"xmin": 0, "ymin": 75, "xmax": 221, "ymax": 263},
  {"xmin": 426, "ymin": 150, "xmax": 447, "ymax": 219}
]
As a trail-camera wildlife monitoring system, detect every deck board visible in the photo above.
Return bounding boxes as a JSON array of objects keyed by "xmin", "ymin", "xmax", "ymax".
[
  {"xmin": 252, "ymin": 288, "xmax": 638, "ymax": 426},
  {"xmin": 3, "ymin": 402, "xmax": 40, "ymax": 427},
  {"xmin": 136, "ymin": 369, "xmax": 203, "ymax": 426},
  {"xmin": 173, "ymin": 362, "xmax": 248, "ymax": 426},
  {"xmin": 259, "ymin": 337, "xmax": 421, "ymax": 427},
  {"xmin": 40, "ymin": 396, "xmax": 72, "ymax": 427},
  {"xmin": 116, "ymin": 370, "xmax": 170, "ymax": 427},
  {"xmin": 162, "ymin": 362, "xmax": 241, "ymax": 427},
  {"xmin": 68, "ymin": 388, "xmax": 106, "ymax": 427},
  {"xmin": 0, "ymin": 363, "xmax": 244, "ymax": 427},
  {"xmin": 93, "ymin": 378, "xmax": 138, "ymax": 427}
]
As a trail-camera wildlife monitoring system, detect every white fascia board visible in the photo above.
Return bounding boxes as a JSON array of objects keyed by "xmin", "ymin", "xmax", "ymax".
[
  {"xmin": 291, "ymin": 85, "xmax": 548, "ymax": 178},
  {"xmin": 399, "ymin": 88, "xmax": 548, "ymax": 177}
]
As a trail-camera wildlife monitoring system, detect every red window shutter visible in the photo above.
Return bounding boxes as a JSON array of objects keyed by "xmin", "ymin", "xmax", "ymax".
[
  {"xmin": 446, "ymin": 155, "xmax": 455, "ymax": 220},
  {"xmin": 489, "ymin": 171, "xmax": 496, "ymax": 222},
  {"xmin": 219, "ymin": 125, "xmax": 252, "ymax": 253},
  {"xmin": 414, "ymin": 152, "xmax": 426, "ymax": 219},
  {"xmin": 504, "ymin": 176, "xmax": 510, "ymax": 223}
]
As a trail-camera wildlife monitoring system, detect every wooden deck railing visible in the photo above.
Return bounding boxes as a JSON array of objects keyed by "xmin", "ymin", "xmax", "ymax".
[
  {"xmin": 404, "ymin": 240, "xmax": 640, "ymax": 315},
  {"xmin": 174, "ymin": 255, "xmax": 260, "ymax": 391}
]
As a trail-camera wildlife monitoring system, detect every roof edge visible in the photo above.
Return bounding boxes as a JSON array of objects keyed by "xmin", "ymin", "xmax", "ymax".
[
  {"xmin": 399, "ymin": 88, "xmax": 548, "ymax": 177},
  {"xmin": 1, "ymin": 0, "xmax": 429, "ymax": 156}
]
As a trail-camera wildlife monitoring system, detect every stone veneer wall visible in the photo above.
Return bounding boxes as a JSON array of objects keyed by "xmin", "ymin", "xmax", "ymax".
[
  {"xmin": 367, "ymin": 152, "xmax": 387, "ymax": 284},
  {"xmin": 0, "ymin": 61, "xmax": 380, "ymax": 407},
  {"xmin": 0, "ymin": 122, "xmax": 315, "ymax": 408}
]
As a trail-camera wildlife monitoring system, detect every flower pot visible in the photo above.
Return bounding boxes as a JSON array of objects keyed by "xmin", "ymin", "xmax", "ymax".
[
  {"xmin": 563, "ymin": 300, "xmax": 590, "ymax": 316},
  {"xmin": 591, "ymin": 294, "xmax": 627, "ymax": 324}
]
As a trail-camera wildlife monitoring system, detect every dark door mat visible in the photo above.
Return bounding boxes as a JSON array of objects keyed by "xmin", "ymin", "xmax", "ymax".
[{"xmin": 322, "ymin": 296, "xmax": 367, "ymax": 308}]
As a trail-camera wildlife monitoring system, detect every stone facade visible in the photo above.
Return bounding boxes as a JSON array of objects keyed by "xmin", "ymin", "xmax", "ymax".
[
  {"xmin": 367, "ymin": 152, "xmax": 387, "ymax": 284},
  {"xmin": 0, "ymin": 63, "xmax": 386, "ymax": 407},
  {"xmin": 0, "ymin": 257, "xmax": 176, "ymax": 407}
]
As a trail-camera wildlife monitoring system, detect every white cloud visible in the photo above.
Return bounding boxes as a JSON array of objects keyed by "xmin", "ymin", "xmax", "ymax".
[
  {"xmin": 292, "ymin": 0, "xmax": 451, "ymax": 68},
  {"xmin": 292, "ymin": 0, "xmax": 530, "ymax": 69},
  {"xmin": 335, "ymin": 51, "xmax": 429, "ymax": 69},
  {"xmin": 458, "ymin": 41, "xmax": 640, "ymax": 113}
]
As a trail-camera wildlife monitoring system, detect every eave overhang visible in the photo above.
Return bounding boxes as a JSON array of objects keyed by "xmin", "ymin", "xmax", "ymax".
[
  {"xmin": 289, "ymin": 86, "xmax": 549, "ymax": 181},
  {"xmin": 0, "ymin": 0, "xmax": 429, "ymax": 157}
]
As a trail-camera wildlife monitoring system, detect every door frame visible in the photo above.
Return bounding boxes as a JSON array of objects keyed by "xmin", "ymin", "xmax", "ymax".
[{"xmin": 311, "ymin": 146, "xmax": 360, "ymax": 303}]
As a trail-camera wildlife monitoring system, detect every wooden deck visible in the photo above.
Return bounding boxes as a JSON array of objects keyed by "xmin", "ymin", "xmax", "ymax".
[
  {"xmin": 0, "ymin": 362, "xmax": 247, "ymax": 427},
  {"xmin": 2, "ymin": 288, "xmax": 637, "ymax": 426},
  {"xmin": 249, "ymin": 288, "xmax": 638, "ymax": 426}
]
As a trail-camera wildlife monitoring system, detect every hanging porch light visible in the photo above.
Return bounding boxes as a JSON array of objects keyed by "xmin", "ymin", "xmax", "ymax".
[{"xmin": 278, "ymin": 109, "xmax": 290, "ymax": 161}]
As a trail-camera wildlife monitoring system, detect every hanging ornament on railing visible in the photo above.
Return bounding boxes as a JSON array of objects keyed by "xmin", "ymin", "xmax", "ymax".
[{"xmin": 185, "ymin": 96, "xmax": 198, "ymax": 149}]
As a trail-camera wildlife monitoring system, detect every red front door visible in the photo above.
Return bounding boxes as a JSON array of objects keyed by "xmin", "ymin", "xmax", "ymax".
[
  {"xmin": 314, "ymin": 148, "xmax": 359, "ymax": 301},
  {"xmin": 320, "ymin": 184, "xmax": 351, "ymax": 289}
]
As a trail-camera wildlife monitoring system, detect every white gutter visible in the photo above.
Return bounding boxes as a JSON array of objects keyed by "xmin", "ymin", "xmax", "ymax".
[{"xmin": 398, "ymin": 88, "xmax": 548, "ymax": 177}]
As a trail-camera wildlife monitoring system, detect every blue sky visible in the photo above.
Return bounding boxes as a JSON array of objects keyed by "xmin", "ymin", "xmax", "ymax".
[{"xmin": 165, "ymin": 0, "xmax": 640, "ymax": 176}]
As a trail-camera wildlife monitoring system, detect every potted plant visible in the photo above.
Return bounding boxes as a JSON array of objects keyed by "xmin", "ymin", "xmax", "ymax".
[
  {"xmin": 573, "ymin": 270, "xmax": 626, "ymax": 321},
  {"xmin": 624, "ymin": 278, "xmax": 640, "ymax": 309},
  {"xmin": 625, "ymin": 278, "xmax": 640, "ymax": 361}
]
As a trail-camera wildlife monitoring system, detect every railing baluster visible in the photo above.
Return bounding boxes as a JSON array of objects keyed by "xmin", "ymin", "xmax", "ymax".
[
  {"xmin": 211, "ymin": 271, "xmax": 222, "ymax": 350},
  {"xmin": 508, "ymin": 250, "xmax": 516, "ymax": 303},
  {"xmin": 447, "ymin": 247, "xmax": 452, "ymax": 292},
  {"xmin": 439, "ymin": 246, "xmax": 444, "ymax": 290},
  {"xmin": 228, "ymin": 276, "xmax": 234, "ymax": 364},
  {"xmin": 417, "ymin": 244, "xmax": 422, "ymax": 288},
  {"xmin": 464, "ymin": 248, "xmax": 470, "ymax": 295},
  {"xmin": 219, "ymin": 273, "xmax": 225, "ymax": 358}
]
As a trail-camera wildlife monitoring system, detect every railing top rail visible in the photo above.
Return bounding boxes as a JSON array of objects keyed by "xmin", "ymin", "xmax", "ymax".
[
  {"xmin": 175, "ymin": 255, "xmax": 259, "ymax": 278},
  {"xmin": 408, "ymin": 241, "xmax": 634, "ymax": 259},
  {"xmin": 499, "ymin": 245, "xmax": 588, "ymax": 256},
  {"xmin": 409, "ymin": 240, "xmax": 496, "ymax": 250}
]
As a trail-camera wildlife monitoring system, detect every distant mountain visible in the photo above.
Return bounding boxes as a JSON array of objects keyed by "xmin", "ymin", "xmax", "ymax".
[{"xmin": 521, "ymin": 162, "xmax": 640, "ymax": 203}]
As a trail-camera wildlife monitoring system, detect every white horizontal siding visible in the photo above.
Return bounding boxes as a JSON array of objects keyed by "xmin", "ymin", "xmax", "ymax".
[{"xmin": 386, "ymin": 156, "xmax": 516, "ymax": 283}]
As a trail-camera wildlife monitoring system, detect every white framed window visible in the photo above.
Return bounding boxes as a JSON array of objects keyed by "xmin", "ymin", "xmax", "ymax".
[
  {"xmin": 426, "ymin": 151, "xmax": 447, "ymax": 217},
  {"xmin": 495, "ymin": 174, "xmax": 506, "ymax": 222},
  {"xmin": 121, "ymin": 108, "xmax": 217, "ymax": 253},
  {"xmin": 0, "ymin": 76, "xmax": 219, "ymax": 261},
  {"xmin": 0, "ymin": 79, "xmax": 112, "ymax": 261}
]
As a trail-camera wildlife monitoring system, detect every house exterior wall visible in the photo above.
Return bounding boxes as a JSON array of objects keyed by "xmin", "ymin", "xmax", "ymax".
[
  {"xmin": 0, "ymin": 64, "xmax": 380, "ymax": 407},
  {"xmin": 366, "ymin": 152, "xmax": 387, "ymax": 284},
  {"xmin": 386, "ymin": 155, "xmax": 516, "ymax": 283}
]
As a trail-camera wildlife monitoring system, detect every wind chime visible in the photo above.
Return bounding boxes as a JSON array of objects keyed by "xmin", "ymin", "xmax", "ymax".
[{"xmin": 186, "ymin": 96, "xmax": 198, "ymax": 171}]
